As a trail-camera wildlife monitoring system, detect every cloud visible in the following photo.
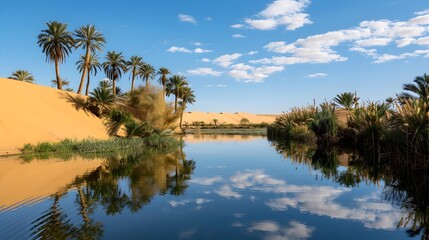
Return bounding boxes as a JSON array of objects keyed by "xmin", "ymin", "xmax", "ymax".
[
  {"xmin": 206, "ymin": 17, "xmax": 213, "ymax": 21},
  {"xmin": 187, "ymin": 68, "xmax": 222, "ymax": 76},
  {"xmin": 238, "ymin": 0, "xmax": 312, "ymax": 31},
  {"xmin": 167, "ymin": 46, "xmax": 212, "ymax": 53},
  {"xmin": 304, "ymin": 73, "xmax": 328, "ymax": 78},
  {"xmin": 178, "ymin": 13, "xmax": 196, "ymax": 24},
  {"xmin": 169, "ymin": 200, "xmax": 191, "ymax": 207},
  {"xmin": 167, "ymin": 46, "xmax": 192, "ymax": 53},
  {"xmin": 200, "ymin": 58, "xmax": 211, "ymax": 62},
  {"xmin": 231, "ymin": 24, "xmax": 245, "ymax": 29},
  {"xmin": 248, "ymin": 51, "xmax": 259, "ymax": 55},
  {"xmin": 248, "ymin": 221, "xmax": 280, "ymax": 232},
  {"xmin": 228, "ymin": 64, "xmax": 284, "ymax": 83},
  {"xmin": 189, "ymin": 176, "xmax": 223, "ymax": 185},
  {"xmin": 251, "ymin": 13, "xmax": 429, "ymax": 66},
  {"xmin": 415, "ymin": 9, "xmax": 429, "ymax": 16},
  {"xmin": 195, "ymin": 198, "xmax": 213, "ymax": 205},
  {"xmin": 213, "ymin": 53, "xmax": 242, "ymax": 67},
  {"xmin": 233, "ymin": 34, "xmax": 246, "ymax": 38},
  {"xmin": 215, "ymin": 185, "xmax": 242, "ymax": 199}
]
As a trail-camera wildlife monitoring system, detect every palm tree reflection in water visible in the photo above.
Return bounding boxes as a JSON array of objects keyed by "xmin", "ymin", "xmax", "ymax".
[{"xmin": 30, "ymin": 145, "xmax": 195, "ymax": 239}]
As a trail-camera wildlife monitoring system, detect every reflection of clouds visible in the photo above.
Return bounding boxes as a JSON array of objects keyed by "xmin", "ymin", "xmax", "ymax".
[
  {"xmin": 215, "ymin": 185, "xmax": 242, "ymax": 199},
  {"xmin": 169, "ymin": 198, "xmax": 213, "ymax": 207},
  {"xmin": 222, "ymin": 169, "xmax": 402, "ymax": 230},
  {"xmin": 248, "ymin": 220, "xmax": 314, "ymax": 240},
  {"xmin": 179, "ymin": 228, "xmax": 197, "ymax": 239},
  {"xmin": 189, "ymin": 176, "xmax": 223, "ymax": 185}
]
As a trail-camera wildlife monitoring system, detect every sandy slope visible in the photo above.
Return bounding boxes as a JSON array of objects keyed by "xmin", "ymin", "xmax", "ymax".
[
  {"xmin": 0, "ymin": 78, "xmax": 108, "ymax": 155},
  {"xmin": 182, "ymin": 111, "xmax": 277, "ymax": 125}
]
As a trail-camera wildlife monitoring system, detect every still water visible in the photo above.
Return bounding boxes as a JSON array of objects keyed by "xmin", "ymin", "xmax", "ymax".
[{"xmin": 0, "ymin": 135, "xmax": 422, "ymax": 239}]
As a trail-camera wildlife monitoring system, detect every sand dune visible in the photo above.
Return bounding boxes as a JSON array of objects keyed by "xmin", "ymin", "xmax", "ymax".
[
  {"xmin": 0, "ymin": 78, "xmax": 108, "ymax": 155},
  {"xmin": 182, "ymin": 111, "xmax": 277, "ymax": 125}
]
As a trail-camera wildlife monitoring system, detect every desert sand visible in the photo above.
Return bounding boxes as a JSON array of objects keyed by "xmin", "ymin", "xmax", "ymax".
[
  {"xmin": 182, "ymin": 111, "xmax": 277, "ymax": 125},
  {"xmin": 0, "ymin": 78, "xmax": 109, "ymax": 155}
]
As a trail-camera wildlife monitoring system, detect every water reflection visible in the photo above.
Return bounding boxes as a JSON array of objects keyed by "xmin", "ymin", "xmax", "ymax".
[
  {"xmin": 269, "ymin": 138, "xmax": 429, "ymax": 239},
  {"xmin": 0, "ymin": 144, "xmax": 196, "ymax": 239}
]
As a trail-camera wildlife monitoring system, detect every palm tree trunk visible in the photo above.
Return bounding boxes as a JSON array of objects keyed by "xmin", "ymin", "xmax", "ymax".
[
  {"xmin": 55, "ymin": 58, "xmax": 62, "ymax": 90},
  {"xmin": 112, "ymin": 78, "xmax": 116, "ymax": 96},
  {"xmin": 162, "ymin": 85, "xmax": 165, "ymax": 102},
  {"xmin": 85, "ymin": 70, "xmax": 91, "ymax": 96},
  {"xmin": 174, "ymin": 95, "xmax": 178, "ymax": 112},
  {"xmin": 145, "ymin": 78, "xmax": 149, "ymax": 92},
  {"xmin": 77, "ymin": 48, "xmax": 90, "ymax": 94},
  {"xmin": 131, "ymin": 68, "xmax": 136, "ymax": 92},
  {"xmin": 180, "ymin": 106, "xmax": 185, "ymax": 130}
]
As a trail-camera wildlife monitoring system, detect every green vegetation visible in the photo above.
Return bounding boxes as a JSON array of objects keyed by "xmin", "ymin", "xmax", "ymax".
[
  {"xmin": 268, "ymin": 73, "xmax": 429, "ymax": 160},
  {"xmin": 8, "ymin": 70, "xmax": 35, "ymax": 83},
  {"xmin": 21, "ymin": 135, "xmax": 179, "ymax": 155}
]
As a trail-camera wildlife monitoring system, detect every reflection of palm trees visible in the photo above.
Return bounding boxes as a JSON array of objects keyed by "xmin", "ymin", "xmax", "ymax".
[{"xmin": 31, "ymin": 193, "xmax": 77, "ymax": 239}]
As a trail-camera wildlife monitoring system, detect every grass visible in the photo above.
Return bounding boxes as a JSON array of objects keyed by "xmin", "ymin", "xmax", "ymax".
[
  {"xmin": 184, "ymin": 128, "xmax": 268, "ymax": 135},
  {"xmin": 21, "ymin": 135, "xmax": 180, "ymax": 156}
]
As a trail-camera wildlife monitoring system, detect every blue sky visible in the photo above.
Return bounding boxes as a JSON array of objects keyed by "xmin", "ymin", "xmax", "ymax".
[{"xmin": 1, "ymin": 0, "xmax": 429, "ymax": 113}]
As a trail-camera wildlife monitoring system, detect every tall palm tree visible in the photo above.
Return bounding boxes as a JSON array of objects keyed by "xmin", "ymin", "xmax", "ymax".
[
  {"xmin": 102, "ymin": 51, "xmax": 126, "ymax": 96},
  {"xmin": 157, "ymin": 67, "xmax": 171, "ymax": 101},
  {"xmin": 179, "ymin": 87, "xmax": 196, "ymax": 129},
  {"xmin": 399, "ymin": 74, "xmax": 429, "ymax": 102},
  {"xmin": 166, "ymin": 75, "xmax": 189, "ymax": 112},
  {"xmin": 74, "ymin": 25, "xmax": 106, "ymax": 94},
  {"xmin": 125, "ymin": 56, "xmax": 144, "ymax": 92},
  {"xmin": 77, "ymin": 54, "xmax": 101, "ymax": 96},
  {"xmin": 37, "ymin": 21, "xmax": 74, "ymax": 90},
  {"xmin": 8, "ymin": 70, "xmax": 35, "ymax": 83},
  {"xmin": 333, "ymin": 92, "xmax": 357, "ymax": 111},
  {"xmin": 139, "ymin": 64, "xmax": 156, "ymax": 92}
]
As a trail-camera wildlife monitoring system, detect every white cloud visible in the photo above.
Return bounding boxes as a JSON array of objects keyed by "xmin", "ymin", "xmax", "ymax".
[
  {"xmin": 233, "ymin": 34, "xmax": 246, "ymax": 38},
  {"xmin": 231, "ymin": 24, "xmax": 245, "ymax": 29},
  {"xmin": 349, "ymin": 47, "xmax": 378, "ymax": 57},
  {"xmin": 373, "ymin": 49, "xmax": 429, "ymax": 63},
  {"xmin": 228, "ymin": 64, "xmax": 284, "ymax": 83},
  {"xmin": 408, "ymin": 14, "xmax": 429, "ymax": 25},
  {"xmin": 395, "ymin": 38, "xmax": 415, "ymax": 47},
  {"xmin": 167, "ymin": 46, "xmax": 192, "ymax": 53},
  {"xmin": 194, "ymin": 48, "xmax": 213, "ymax": 53},
  {"xmin": 304, "ymin": 73, "xmax": 328, "ymax": 78},
  {"xmin": 167, "ymin": 46, "xmax": 212, "ymax": 53},
  {"xmin": 415, "ymin": 36, "xmax": 429, "ymax": 45},
  {"xmin": 189, "ymin": 176, "xmax": 223, "ymax": 185},
  {"xmin": 355, "ymin": 37, "xmax": 392, "ymax": 47},
  {"xmin": 178, "ymin": 13, "xmax": 196, "ymax": 24},
  {"xmin": 213, "ymin": 53, "xmax": 242, "ymax": 67},
  {"xmin": 200, "ymin": 58, "xmax": 211, "ymax": 62},
  {"xmin": 248, "ymin": 51, "xmax": 259, "ymax": 55},
  {"xmin": 192, "ymin": 42, "xmax": 203, "ymax": 46},
  {"xmin": 215, "ymin": 185, "xmax": 242, "ymax": 199},
  {"xmin": 195, "ymin": 198, "xmax": 213, "ymax": 205},
  {"xmin": 169, "ymin": 200, "xmax": 191, "ymax": 207},
  {"xmin": 240, "ymin": 0, "xmax": 312, "ymax": 31},
  {"xmin": 415, "ymin": 9, "xmax": 429, "ymax": 15},
  {"xmin": 206, "ymin": 17, "xmax": 213, "ymax": 21}
]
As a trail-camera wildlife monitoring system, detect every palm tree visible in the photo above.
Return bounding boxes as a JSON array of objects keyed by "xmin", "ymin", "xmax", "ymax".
[
  {"xmin": 74, "ymin": 25, "xmax": 106, "ymax": 94},
  {"xmin": 8, "ymin": 70, "xmax": 35, "ymax": 83},
  {"xmin": 37, "ymin": 21, "xmax": 74, "ymax": 90},
  {"xmin": 77, "ymin": 54, "xmax": 101, "ymax": 96},
  {"xmin": 157, "ymin": 67, "xmax": 171, "ymax": 101},
  {"xmin": 102, "ymin": 51, "xmax": 126, "ymax": 96},
  {"xmin": 125, "ymin": 56, "xmax": 144, "ymax": 92},
  {"xmin": 399, "ymin": 74, "xmax": 429, "ymax": 102},
  {"xmin": 139, "ymin": 64, "xmax": 156, "ymax": 92},
  {"xmin": 333, "ymin": 92, "xmax": 357, "ymax": 111},
  {"xmin": 179, "ymin": 87, "xmax": 196, "ymax": 129},
  {"xmin": 51, "ymin": 78, "xmax": 70, "ymax": 88},
  {"xmin": 166, "ymin": 75, "xmax": 189, "ymax": 112}
]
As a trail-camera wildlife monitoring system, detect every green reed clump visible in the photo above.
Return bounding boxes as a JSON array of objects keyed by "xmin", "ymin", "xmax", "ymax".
[
  {"xmin": 309, "ymin": 102, "xmax": 339, "ymax": 145},
  {"xmin": 21, "ymin": 136, "xmax": 179, "ymax": 155}
]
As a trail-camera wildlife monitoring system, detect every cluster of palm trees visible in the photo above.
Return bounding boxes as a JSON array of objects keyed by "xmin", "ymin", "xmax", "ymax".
[{"xmin": 35, "ymin": 21, "xmax": 194, "ymax": 104}]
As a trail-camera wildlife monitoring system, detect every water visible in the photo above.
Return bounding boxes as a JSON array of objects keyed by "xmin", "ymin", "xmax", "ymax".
[{"xmin": 0, "ymin": 135, "xmax": 423, "ymax": 239}]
